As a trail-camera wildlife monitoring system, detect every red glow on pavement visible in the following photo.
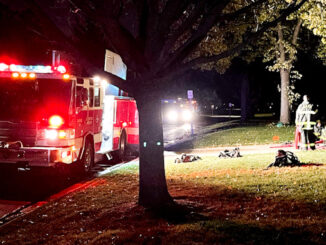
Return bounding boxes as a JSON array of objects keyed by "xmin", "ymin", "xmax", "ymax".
[
  {"xmin": 21, "ymin": 179, "xmax": 108, "ymax": 214},
  {"xmin": 0, "ymin": 200, "xmax": 30, "ymax": 219}
]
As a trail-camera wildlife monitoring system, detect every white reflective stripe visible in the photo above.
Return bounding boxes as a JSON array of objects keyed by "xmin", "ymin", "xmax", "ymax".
[
  {"xmin": 94, "ymin": 133, "xmax": 102, "ymax": 143},
  {"xmin": 296, "ymin": 122, "xmax": 316, "ymax": 125},
  {"xmin": 74, "ymin": 137, "xmax": 83, "ymax": 148},
  {"xmin": 113, "ymin": 127, "xmax": 121, "ymax": 137},
  {"xmin": 73, "ymin": 137, "xmax": 83, "ymax": 158},
  {"xmin": 83, "ymin": 107, "xmax": 103, "ymax": 111},
  {"xmin": 297, "ymin": 110, "xmax": 315, "ymax": 114},
  {"xmin": 126, "ymin": 127, "xmax": 139, "ymax": 135}
]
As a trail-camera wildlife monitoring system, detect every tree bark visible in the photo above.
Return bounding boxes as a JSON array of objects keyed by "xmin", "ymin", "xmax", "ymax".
[
  {"xmin": 277, "ymin": 23, "xmax": 290, "ymax": 124},
  {"xmin": 241, "ymin": 74, "xmax": 249, "ymax": 122},
  {"xmin": 277, "ymin": 20, "xmax": 302, "ymax": 124},
  {"xmin": 136, "ymin": 92, "xmax": 173, "ymax": 208},
  {"xmin": 292, "ymin": 19, "xmax": 302, "ymax": 46},
  {"xmin": 279, "ymin": 69, "xmax": 290, "ymax": 124}
]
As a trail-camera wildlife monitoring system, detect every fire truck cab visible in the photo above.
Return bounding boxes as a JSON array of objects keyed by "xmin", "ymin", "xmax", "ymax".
[{"xmin": 0, "ymin": 63, "xmax": 139, "ymax": 172}]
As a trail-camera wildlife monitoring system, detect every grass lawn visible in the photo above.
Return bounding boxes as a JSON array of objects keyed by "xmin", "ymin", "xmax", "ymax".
[
  {"xmin": 1, "ymin": 150, "xmax": 326, "ymax": 244},
  {"xmin": 193, "ymin": 124, "xmax": 295, "ymax": 148}
]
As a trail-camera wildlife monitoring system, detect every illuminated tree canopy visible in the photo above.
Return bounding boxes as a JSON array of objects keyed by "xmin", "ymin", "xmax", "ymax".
[{"xmin": 198, "ymin": 0, "xmax": 325, "ymax": 124}]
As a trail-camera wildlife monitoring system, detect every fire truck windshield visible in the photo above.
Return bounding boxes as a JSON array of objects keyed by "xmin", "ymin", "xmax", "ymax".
[{"xmin": 0, "ymin": 78, "xmax": 72, "ymax": 121}]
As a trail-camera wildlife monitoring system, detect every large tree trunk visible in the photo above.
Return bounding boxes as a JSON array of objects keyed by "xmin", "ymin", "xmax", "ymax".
[
  {"xmin": 241, "ymin": 74, "xmax": 249, "ymax": 122},
  {"xmin": 277, "ymin": 23, "xmax": 291, "ymax": 124},
  {"xmin": 277, "ymin": 20, "xmax": 302, "ymax": 124},
  {"xmin": 279, "ymin": 68, "xmax": 290, "ymax": 124},
  {"xmin": 136, "ymin": 93, "xmax": 173, "ymax": 208}
]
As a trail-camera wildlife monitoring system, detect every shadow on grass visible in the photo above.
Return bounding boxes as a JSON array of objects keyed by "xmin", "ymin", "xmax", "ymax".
[
  {"xmin": 267, "ymin": 163, "xmax": 324, "ymax": 169},
  {"xmin": 1, "ymin": 170, "xmax": 326, "ymax": 245},
  {"xmin": 300, "ymin": 163, "xmax": 324, "ymax": 167},
  {"xmin": 181, "ymin": 220, "xmax": 325, "ymax": 245},
  {"xmin": 145, "ymin": 199, "xmax": 209, "ymax": 224},
  {"xmin": 144, "ymin": 179, "xmax": 326, "ymax": 244},
  {"xmin": 143, "ymin": 192, "xmax": 325, "ymax": 244}
]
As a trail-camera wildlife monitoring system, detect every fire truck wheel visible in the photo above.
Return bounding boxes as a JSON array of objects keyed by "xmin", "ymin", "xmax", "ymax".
[
  {"xmin": 80, "ymin": 139, "xmax": 94, "ymax": 174},
  {"xmin": 118, "ymin": 131, "xmax": 127, "ymax": 161}
]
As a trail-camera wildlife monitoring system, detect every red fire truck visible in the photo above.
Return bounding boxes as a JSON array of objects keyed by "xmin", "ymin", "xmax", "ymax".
[{"xmin": 0, "ymin": 62, "xmax": 139, "ymax": 173}]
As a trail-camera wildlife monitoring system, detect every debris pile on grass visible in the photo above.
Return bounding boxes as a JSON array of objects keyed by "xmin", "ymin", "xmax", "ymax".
[
  {"xmin": 174, "ymin": 153, "xmax": 202, "ymax": 163},
  {"xmin": 266, "ymin": 150, "xmax": 301, "ymax": 169},
  {"xmin": 218, "ymin": 147, "xmax": 242, "ymax": 158}
]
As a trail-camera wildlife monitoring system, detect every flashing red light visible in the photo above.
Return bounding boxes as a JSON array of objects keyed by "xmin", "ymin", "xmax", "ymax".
[
  {"xmin": 49, "ymin": 115, "xmax": 64, "ymax": 128},
  {"xmin": 57, "ymin": 65, "xmax": 67, "ymax": 74},
  {"xmin": 122, "ymin": 122, "xmax": 128, "ymax": 127},
  {"xmin": 0, "ymin": 63, "xmax": 8, "ymax": 71},
  {"xmin": 9, "ymin": 64, "xmax": 17, "ymax": 71},
  {"xmin": 0, "ymin": 62, "xmax": 69, "ymax": 75},
  {"xmin": 21, "ymin": 73, "xmax": 27, "ymax": 78},
  {"xmin": 29, "ymin": 73, "xmax": 36, "ymax": 79}
]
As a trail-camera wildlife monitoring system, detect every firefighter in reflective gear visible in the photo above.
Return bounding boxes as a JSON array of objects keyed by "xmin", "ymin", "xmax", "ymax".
[
  {"xmin": 295, "ymin": 95, "xmax": 316, "ymax": 150},
  {"xmin": 322, "ymin": 126, "xmax": 326, "ymax": 144},
  {"xmin": 314, "ymin": 120, "xmax": 322, "ymax": 140}
]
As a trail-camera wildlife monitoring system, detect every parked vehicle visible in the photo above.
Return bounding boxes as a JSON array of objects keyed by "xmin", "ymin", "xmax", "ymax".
[
  {"xmin": 161, "ymin": 98, "xmax": 197, "ymax": 124},
  {"xmin": 0, "ymin": 62, "xmax": 139, "ymax": 173}
]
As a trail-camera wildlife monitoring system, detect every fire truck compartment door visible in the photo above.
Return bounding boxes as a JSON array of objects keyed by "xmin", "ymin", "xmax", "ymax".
[{"xmin": 100, "ymin": 96, "xmax": 115, "ymax": 152}]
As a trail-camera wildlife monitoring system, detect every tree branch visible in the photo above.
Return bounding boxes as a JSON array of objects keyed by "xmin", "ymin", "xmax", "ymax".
[
  {"xmin": 277, "ymin": 23, "xmax": 286, "ymax": 64},
  {"xmin": 157, "ymin": 0, "xmax": 207, "ymax": 64},
  {"xmin": 19, "ymin": 0, "xmax": 132, "ymax": 92},
  {"xmin": 160, "ymin": 0, "xmax": 193, "ymax": 30},
  {"xmin": 292, "ymin": 19, "xmax": 302, "ymax": 45},
  {"xmin": 144, "ymin": 0, "xmax": 159, "ymax": 54},
  {"xmin": 144, "ymin": 0, "xmax": 192, "ymax": 63},
  {"xmin": 161, "ymin": 0, "xmax": 308, "ymax": 81},
  {"xmin": 219, "ymin": 0, "xmax": 267, "ymax": 22},
  {"xmin": 165, "ymin": 0, "xmax": 270, "ymax": 69},
  {"xmin": 68, "ymin": 0, "xmax": 148, "ymax": 73},
  {"xmin": 159, "ymin": 0, "xmax": 231, "ymax": 72}
]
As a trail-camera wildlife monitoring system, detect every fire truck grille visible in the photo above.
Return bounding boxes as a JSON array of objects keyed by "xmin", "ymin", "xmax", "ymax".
[{"xmin": 0, "ymin": 121, "xmax": 37, "ymax": 147}]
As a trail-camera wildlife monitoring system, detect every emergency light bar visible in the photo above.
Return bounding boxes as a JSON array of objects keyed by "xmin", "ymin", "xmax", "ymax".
[{"xmin": 0, "ymin": 63, "xmax": 67, "ymax": 74}]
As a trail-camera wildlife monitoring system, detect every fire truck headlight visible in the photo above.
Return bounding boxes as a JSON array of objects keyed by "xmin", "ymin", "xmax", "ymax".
[
  {"xmin": 45, "ymin": 129, "xmax": 58, "ymax": 140},
  {"xmin": 63, "ymin": 74, "xmax": 70, "ymax": 80},
  {"xmin": 58, "ymin": 130, "xmax": 67, "ymax": 139},
  {"xmin": 167, "ymin": 110, "xmax": 178, "ymax": 122},
  {"xmin": 182, "ymin": 109, "xmax": 193, "ymax": 121}
]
